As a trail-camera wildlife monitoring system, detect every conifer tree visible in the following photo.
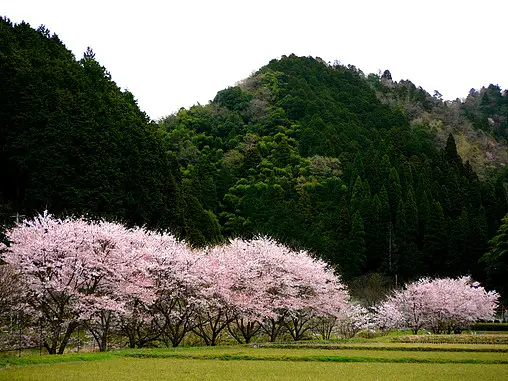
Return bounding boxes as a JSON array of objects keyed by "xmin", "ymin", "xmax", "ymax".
[
  {"xmin": 350, "ymin": 176, "xmax": 364, "ymax": 215},
  {"xmin": 388, "ymin": 168, "xmax": 402, "ymax": 220},
  {"xmin": 404, "ymin": 186, "xmax": 419, "ymax": 242},
  {"xmin": 366, "ymin": 194, "xmax": 384, "ymax": 271},
  {"xmin": 423, "ymin": 201, "xmax": 448, "ymax": 275},
  {"xmin": 482, "ymin": 214, "xmax": 508, "ymax": 302},
  {"xmin": 347, "ymin": 211, "xmax": 367, "ymax": 279},
  {"xmin": 444, "ymin": 133, "xmax": 463, "ymax": 173}
]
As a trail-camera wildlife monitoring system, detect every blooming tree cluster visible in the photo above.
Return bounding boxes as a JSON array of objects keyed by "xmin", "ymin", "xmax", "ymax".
[
  {"xmin": 374, "ymin": 277, "xmax": 499, "ymax": 334},
  {"xmin": 0, "ymin": 214, "xmax": 350, "ymax": 353},
  {"xmin": 3, "ymin": 214, "xmax": 497, "ymax": 354},
  {"xmin": 0, "ymin": 212, "xmax": 154, "ymax": 353},
  {"xmin": 197, "ymin": 238, "xmax": 350, "ymax": 343},
  {"xmin": 334, "ymin": 302, "xmax": 373, "ymax": 338}
]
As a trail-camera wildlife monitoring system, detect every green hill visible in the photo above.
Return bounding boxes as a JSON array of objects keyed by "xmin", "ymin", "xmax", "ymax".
[
  {"xmin": 158, "ymin": 54, "xmax": 508, "ymax": 285},
  {"xmin": 1, "ymin": 19, "xmax": 507, "ymax": 296},
  {"xmin": 0, "ymin": 17, "xmax": 221, "ymax": 246}
]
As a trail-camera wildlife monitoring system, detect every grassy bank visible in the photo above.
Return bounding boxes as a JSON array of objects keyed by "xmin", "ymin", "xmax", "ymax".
[
  {"xmin": 1, "ymin": 337, "xmax": 507, "ymax": 380},
  {"xmin": 2, "ymin": 357, "xmax": 508, "ymax": 381}
]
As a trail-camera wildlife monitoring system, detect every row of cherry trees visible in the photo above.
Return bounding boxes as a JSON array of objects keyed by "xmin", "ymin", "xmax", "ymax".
[
  {"xmin": 0, "ymin": 214, "xmax": 499, "ymax": 354},
  {"xmin": 0, "ymin": 213, "xmax": 353, "ymax": 353},
  {"xmin": 375, "ymin": 277, "xmax": 499, "ymax": 334}
]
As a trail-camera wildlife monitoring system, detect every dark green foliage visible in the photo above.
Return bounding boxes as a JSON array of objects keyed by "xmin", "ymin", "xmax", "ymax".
[
  {"xmin": 213, "ymin": 86, "xmax": 253, "ymax": 112},
  {"xmin": 482, "ymin": 214, "xmax": 508, "ymax": 303},
  {"xmin": 470, "ymin": 323, "xmax": 508, "ymax": 331},
  {"xmin": 462, "ymin": 85, "xmax": 508, "ymax": 139},
  {"xmin": 0, "ymin": 18, "xmax": 220, "ymax": 245},
  {"xmin": 423, "ymin": 201, "xmax": 448, "ymax": 275},
  {"xmin": 346, "ymin": 211, "xmax": 366, "ymax": 279},
  {"xmin": 155, "ymin": 53, "xmax": 507, "ymax": 294},
  {"xmin": 444, "ymin": 133, "xmax": 463, "ymax": 171},
  {"xmin": 2, "ymin": 18, "xmax": 506, "ymax": 298}
]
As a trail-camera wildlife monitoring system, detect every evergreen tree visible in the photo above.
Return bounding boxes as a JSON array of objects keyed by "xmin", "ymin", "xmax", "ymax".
[
  {"xmin": 482, "ymin": 214, "xmax": 508, "ymax": 302},
  {"xmin": 366, "ymin": 194, "xmax": 384, "ymax": 271},
  {"xmin": 346, "ymin": 211, "xmax": 367, "ymax": 280},
  {"xmin": 444, "ymin": 133, "xmax": 463, "ymax": 172},
  {"xmin": 350, "ymin": 176, "xmax": 364, "ymax": 215},
  {"xmin": 404, "ymin": 186, "xmax": 419, "ymax": 242},
  {"xmin": 0, "ymin": 18, "xmax": 221, "ymax": 245},
  {"xmin": 423, "ymin": 201, "xmax": 448, "ymax": 275},
  {"xmin": 388, "ymin": 168, "xmax": 402, "ymax": 220}
]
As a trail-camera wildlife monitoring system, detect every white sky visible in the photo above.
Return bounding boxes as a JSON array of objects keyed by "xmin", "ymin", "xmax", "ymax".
[{"xmin": 3, "ymin": 0, "xmax": 508, "ymax": 121}]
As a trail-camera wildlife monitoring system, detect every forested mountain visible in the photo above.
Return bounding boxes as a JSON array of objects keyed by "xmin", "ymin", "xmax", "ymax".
[
  {"xmin": 0, "ymin": 18, "xmax": 221, "ymax": 245},
  {"xmin": 1, "ymin": 19, "xmax": 507, "ymax": 299},
  {"xmin": 158, "ymin": 55, "xmax": 508, "ymax": 289},
  {"xmin": 372, "ymin": 70, "xmax": 508, "ymax": 177}
]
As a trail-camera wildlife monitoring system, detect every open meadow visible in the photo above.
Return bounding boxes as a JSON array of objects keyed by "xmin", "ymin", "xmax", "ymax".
[{"xmin": 1, "ymin": 336, "xmax": 507, "ymax": 381}]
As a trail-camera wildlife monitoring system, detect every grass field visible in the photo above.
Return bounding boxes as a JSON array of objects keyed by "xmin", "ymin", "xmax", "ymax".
[
  {"xmin": 1, "ymin": 357, "xmax": 508, "ymax": 381},
  {"xmin": 1, "ymin": 339, "xmax": 507, "ymax": 380}
]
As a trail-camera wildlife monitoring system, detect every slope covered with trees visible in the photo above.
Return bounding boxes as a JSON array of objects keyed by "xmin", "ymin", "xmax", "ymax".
[
  {"xmin": 370, "ymin": 70, "xmax": 508, "ymax": 177},
  {"xmin": 0, "ymin": 18, "xmax": 220, "ymax": 245},
  {"xmin": 1, "ymin": 19, "xmax": 507, "ymax": 301},
  {"xmin": 159, "ymin": 55, "xmax": 508, "ymax": 288}
]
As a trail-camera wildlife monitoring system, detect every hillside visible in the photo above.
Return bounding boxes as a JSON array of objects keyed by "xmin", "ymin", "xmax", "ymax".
[
  {"xmin": 1, "ymin": 19, "xmax": 507, "ymax": 296},
  {"xmin": 371, "ymin": 70, "xmax": 508, "ymax": 177},
  {"xmin": 159, "ymin": 54, "xmax": 508, "ymax": 286},
  {"xmin": 0, "ymin": 18, "xmax": 221, "ymax": 246}
]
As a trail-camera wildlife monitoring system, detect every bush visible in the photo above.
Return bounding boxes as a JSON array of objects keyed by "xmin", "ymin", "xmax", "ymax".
[{"xmin": 470, "ymin": 323, "xmax": 508, "ymax": 331}]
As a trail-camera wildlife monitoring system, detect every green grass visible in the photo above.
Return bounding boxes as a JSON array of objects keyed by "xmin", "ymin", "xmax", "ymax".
[
  {"xmin": 1, "ymin": 340, "xmax": 507, "ymax": 380},
  {"xmin": 1, "ymin": 358, "xmax": 508, "ymax": 381},
  {"xmin": 390, "ymin": 334, "xmax": 508, "ymax": 344},
  {"xmin": 0, "ymin": 351, "xmax": 117, "ymax": 369},
  {"xmin": 121, "ymin": 346, "xmax": 508, "ymax": 364},
  {"xmin": 260, "ymin": 342, "xmax": 508, "ymax": 352}
]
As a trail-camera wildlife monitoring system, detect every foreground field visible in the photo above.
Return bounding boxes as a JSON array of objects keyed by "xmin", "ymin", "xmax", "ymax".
[
  {"xmin": 1, "ymin": 342, "xmax": 507, "ymax": 380},
  {"xmin": 2, "ymin": 357, "xmax": 508, "ymax": 381}
]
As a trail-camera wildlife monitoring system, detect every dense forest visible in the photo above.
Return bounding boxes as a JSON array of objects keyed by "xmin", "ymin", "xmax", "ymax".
[
  {"xmin": 1, "ymin": 18, "xmax": 507, "ymax": 301},
  {"xmin": 0, "ymin": 18, "xmax": 221, "ymax": 246}
]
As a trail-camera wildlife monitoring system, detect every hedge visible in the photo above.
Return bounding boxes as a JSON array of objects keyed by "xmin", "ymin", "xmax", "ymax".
[{"xmin": 470, "ymin": 323, "xmax": 508, "ymax": 332}]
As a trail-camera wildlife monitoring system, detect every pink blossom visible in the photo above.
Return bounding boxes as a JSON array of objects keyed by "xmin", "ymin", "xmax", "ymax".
[{"xmin": 375, "ymin": 276, "xmax": 499, "ymax": 334}]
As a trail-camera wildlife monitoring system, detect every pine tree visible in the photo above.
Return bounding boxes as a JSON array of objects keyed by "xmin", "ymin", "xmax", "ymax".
[
  {"xmin": 449, "ymin": 208, "xmax": 470, "ymax": 275},
  {"xmin": 347, "ymin": 211, "xmax": 367, "ymax": 279},
  {"xmin": 444, "ymin": 133, "xmax": 463, "ymax": 173},
  {"xmin": 350, "ymin": 176, "xmax": 364, "ymax": 215},
  {"xmin": 404, "ymin": 186, "xmax": 419, "ymax": 242},
  {"xmin": 482, "ymin": 213, "xmax": 508, "ymax": 303},
  {"xmin": 366, "ymin": 194, "xmax": 384, "ymax": 271},
  {"xmin": 423, "ymin": 201, "xmax": 448, "ymax": 275},
  {"xmin": 388, "ymin": 168, "xmax": 402, "ymax": 221}
]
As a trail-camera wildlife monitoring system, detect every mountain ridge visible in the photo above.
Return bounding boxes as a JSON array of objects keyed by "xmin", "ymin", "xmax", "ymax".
[
  {"xmin": 159, "ymin": 53, "xmax": 508, "ymax": 289},
  {"xmin": 1, "ymin": 20, "xmax": 507, "ymax": 298}
]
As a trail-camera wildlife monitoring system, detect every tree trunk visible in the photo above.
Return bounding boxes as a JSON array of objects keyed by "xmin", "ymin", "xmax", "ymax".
[
  {"xmin": 261, "ymin": 316, "xmax": 286, "ymax": 342},
  {"xmin": 58, "ymin": 321, "xmax": 79, "ymax": 354}
]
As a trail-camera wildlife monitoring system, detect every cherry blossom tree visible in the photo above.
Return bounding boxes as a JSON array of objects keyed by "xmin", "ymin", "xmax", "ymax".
[
  {"xmin": 0, "ymin": 263, "xmax": 22, "ymax": 322},
  {"xmin": 190, "ymin": 243, "xmax": 243, "ymax": 346},
  {"xmin": 144, "ymin": 232, "xmax": 204, "ymax": 347},
  {"xmin": 273, "ymin": 243, "xmax": 349, "ymax": 341},
  {"xmin": 334, "ymin": 302, "xmax": 372, "ymax": 338},
  {"xmin": 372, "ymin": 299, "xmax": 404, "ymax": 333},
  {"xmin": 1, "ymin": 215, "xmax": 354, "ymax": 350},
  {"xmin": 424, "ymin": 277, "xmax": 499, "ymax": 333},
  {"xmin": 0, "ymin": 213, "xmax": 154, "ymax": 354},
  {"xmin": 192, "ymin": 238, "xmax": 350, "ymax": 344},
  {"xmin": 77, "ymin": 225, "xmax": 155, "ymax": 352},
  {"xmin": 0, "ymin": 263, "xmax": 27, "ymax": 350},
  {"xmin": 118, "ymin": 298, "xmax": 159, "ymax": 348},
  {"xmin": 375, "ymin": 277, "xmax": 499, "ymax": 334}
]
